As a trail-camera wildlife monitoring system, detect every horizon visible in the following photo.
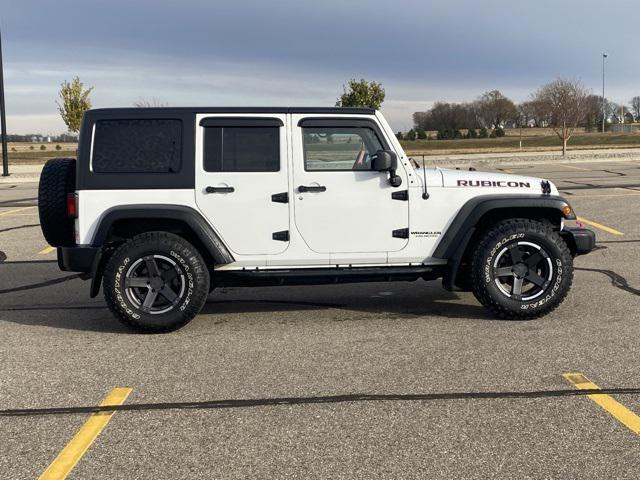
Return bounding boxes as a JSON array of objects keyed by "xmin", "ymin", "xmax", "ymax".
[{"xmin": 2, "ymin": 0, "xmax": 638, "ymax": 135}]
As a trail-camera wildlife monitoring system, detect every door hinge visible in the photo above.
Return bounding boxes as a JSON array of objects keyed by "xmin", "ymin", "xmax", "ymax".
[
  {"xmin": 271, "ymin": 192, "xmax": 289, "ymax": 203},
  {"xmin": 391, "ymin": 190, "xmax": 409, "ymax": 201},
  {"xmin": 272, "ymin": 230, "xmax": 290, "ymax": 242},
  {"xmin": 392, "ymin": 228, "xmax": 409, "ymax": 239}
]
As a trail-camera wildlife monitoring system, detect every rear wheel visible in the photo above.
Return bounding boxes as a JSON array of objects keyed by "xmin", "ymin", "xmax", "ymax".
[
  {"xmin": 103, "ymin": 232, "xmax": 210, "ymax": 332},
  {"xmin": 471, "ymin": 219, "xmax": 573, "ymax": 319}
]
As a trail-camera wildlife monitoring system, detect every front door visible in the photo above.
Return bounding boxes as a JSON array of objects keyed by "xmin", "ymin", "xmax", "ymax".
[
  {"xmin": 195, "ymin": 115, "xmax": 290, "ymax": 256},
  {"xmin": 291, "ymin": 116, "xmax": 409, "ymax": 257}
]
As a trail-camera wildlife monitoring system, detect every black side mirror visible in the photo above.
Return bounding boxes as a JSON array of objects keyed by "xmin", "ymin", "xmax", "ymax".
[
  {"xmin": 371, "ymin": 150, "xmax": 402, "ymax": 187},
  {"xmin": 371, "ymin": 150, "xmax": 397, "ymax": 171}
]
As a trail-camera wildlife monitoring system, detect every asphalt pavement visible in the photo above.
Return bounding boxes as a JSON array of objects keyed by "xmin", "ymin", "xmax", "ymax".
[{"xmin": 1, "ymin": 160, "xmax": 639, "ymax": 479}]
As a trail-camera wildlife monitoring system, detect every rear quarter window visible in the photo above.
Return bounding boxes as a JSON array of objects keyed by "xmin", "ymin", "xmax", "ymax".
[{"xmin": 92, "ymin": 119, "xmax": 182, "ymax": 173}]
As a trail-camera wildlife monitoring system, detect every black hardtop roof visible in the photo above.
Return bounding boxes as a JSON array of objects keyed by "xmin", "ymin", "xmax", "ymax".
[{"xmin": 86, "ymin": 106, "xmax": 376, "ymax": 115}]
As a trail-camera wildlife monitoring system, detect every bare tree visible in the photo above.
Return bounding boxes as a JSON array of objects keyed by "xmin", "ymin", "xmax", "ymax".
[
  {"xmin": 629, "ymin": 96, "xmax": 640, "ymax": 121},
  {"xmin": 533, "ymin": 79, "xmax": 589, "ymax": 156},
  {"xmin": 133, "ymin": 97, "xmax": 169, "ymax": 108},
  {"xmin": 606, "ymin": 102, "xmax": 633, "ymax": 124},
  {"xmin": 477, "ymin": 90, "xmax": 518, "ymax": 128}
]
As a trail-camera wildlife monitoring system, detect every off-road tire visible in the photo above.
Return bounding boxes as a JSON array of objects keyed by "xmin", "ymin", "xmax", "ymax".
[
  {"xmin": 103, "ymin": 232, "xmax": 210, "ymax": 333},
  {"xmin": 471, "ymin": 218, "xmax": 573, "ymax": 319},
  {"xmin": 38, "ymin": 158, "xmax": 76, "ymax": 247}
]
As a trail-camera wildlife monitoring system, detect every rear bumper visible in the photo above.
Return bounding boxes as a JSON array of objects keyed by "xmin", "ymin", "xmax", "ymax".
[
  {"xmin": 57, "ymin": 246, "xmax": 100, "ymax": 273},
  {"xmin": 561, "ymin": 228, "xmax": 596, "ymax": 256}
]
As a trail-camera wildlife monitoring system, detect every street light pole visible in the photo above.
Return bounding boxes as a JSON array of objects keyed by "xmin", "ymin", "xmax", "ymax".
[
  {"xmin": 602, "ymin": 52, "xmax": 608, "ymax": 134},
  {"xmin": 0, "ymin": 27, "xmax": 8, "ymax": 176}
]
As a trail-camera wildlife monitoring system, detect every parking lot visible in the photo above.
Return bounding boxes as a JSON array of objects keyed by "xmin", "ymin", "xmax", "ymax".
[{"xmin": 1, "ymin": 160, "xmax": 639, "ymax": 479}]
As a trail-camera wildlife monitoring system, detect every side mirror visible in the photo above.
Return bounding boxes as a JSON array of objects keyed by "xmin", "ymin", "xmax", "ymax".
[
  {"xmin": 371, "ymin": 150, "xmax": 402, "ymax": 187},
  {"xmin": 371, "ymin": 150, "xmax": 397, "ymax": 171}
]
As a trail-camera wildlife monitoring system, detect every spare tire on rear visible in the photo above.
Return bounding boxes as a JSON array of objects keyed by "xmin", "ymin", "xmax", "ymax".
[{"xmin": 38, "ymin": 158, "xmax": 76, "ymax": 247}]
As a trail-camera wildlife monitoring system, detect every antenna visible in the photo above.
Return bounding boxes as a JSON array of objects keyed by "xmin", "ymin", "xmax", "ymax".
[{"xmin": 421, "ymin": 157, "xmax": 429, "ymax": 200}]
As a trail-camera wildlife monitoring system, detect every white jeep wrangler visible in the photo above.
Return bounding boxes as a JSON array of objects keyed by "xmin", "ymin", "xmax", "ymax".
[{"xmin": 38, "ymin": 107, "xmax": 595, "ymax": 332}]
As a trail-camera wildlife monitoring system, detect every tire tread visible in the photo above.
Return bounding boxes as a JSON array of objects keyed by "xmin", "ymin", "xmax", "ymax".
[
  {"xmin": 103, "ymin": 231, "xmax": 209, "ymax": 333},
  {"xmin": 471, "ymin": 218, "xmax": 573, "ymax": 320},
  {"xmin": 38, "ymin": 158, "xmax": 76, "ymax": 247}
]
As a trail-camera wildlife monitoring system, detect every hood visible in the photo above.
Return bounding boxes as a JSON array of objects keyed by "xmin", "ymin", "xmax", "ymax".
[{"xmin": 438, "ymin": 168, "xmax": 558, "ymax": 195}]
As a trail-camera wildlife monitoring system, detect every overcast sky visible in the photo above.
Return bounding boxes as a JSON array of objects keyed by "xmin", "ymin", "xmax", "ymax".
[{"xmin": 2, "ymin": 0, "xmax": 638, "ymax": 134}]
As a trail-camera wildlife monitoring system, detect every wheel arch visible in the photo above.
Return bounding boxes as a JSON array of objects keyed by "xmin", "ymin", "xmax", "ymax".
[
  {"xmin": 87, "ymin": 205, "xmax": 234, "ymax": 297},
  {"xmin": 434, "ymin": 194, "xmax": 575, "ymax": 291}
]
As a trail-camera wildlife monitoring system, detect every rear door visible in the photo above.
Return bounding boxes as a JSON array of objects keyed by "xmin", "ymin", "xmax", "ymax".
[
  {"xmin": 195, "ymin": 115, "xmax": 290, "ymax": 255},
  {"xmin": 291, "ymin": 116, "xmax": 409, "ymax": 259}
]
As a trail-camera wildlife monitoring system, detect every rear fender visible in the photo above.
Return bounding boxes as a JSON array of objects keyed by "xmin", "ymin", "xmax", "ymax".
[{"xmin": 87, "ymin": 205, "xmax": 234, "ymax": 297}]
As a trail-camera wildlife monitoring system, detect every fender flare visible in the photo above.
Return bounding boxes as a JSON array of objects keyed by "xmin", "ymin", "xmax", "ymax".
[
  {"xmin": 433, "ymin": 194, "xmax": 575, "ymax": 290},
  {"xmin": 88, "ymin": 205, "xmax": 234, "ymax": 297}
]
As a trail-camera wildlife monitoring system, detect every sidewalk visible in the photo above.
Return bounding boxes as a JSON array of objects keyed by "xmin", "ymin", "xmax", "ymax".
[{"xmin": 0, "ymin": 164, "xmax": 44, "ymax": 184}]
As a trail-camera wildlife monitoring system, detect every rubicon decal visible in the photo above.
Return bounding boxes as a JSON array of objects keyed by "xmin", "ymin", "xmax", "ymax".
[{"xmin": 457, "ymin": 180, "xmax": 531, "ymax": 188}]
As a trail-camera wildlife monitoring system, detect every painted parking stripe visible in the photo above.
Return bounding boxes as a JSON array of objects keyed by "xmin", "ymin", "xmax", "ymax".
[
  {"xmin": 0, "ymin": 206, "xmax": 36, "ymax": 217},
  {"xmin": 576, "ymin": 216, "xmax": 624, "ymax": 236},
  {"xmin": 38, "ymin": 387, "xmax": 133, "ymax": 480},
  {"xmin": 39, "ymin": 246, "xmax": 56, "ymax": 255},
  {"xmin": 563, "ymin": 373, "xmax": 640, "ymax": 436}
]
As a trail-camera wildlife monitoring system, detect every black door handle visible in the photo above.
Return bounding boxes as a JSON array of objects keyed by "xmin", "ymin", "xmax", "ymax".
[
  {"xmin": 298, "ymin": 185, "xmax": 327, "ymax": 193},
  {"xmin": 205, "ymin": 186, "xmax": 235, "ymax": 194}
]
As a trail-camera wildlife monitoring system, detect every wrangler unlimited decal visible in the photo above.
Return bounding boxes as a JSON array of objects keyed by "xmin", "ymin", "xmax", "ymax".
[{"xmin": 457, "ymin": 180, "xmax": 531, "ymax": 188}]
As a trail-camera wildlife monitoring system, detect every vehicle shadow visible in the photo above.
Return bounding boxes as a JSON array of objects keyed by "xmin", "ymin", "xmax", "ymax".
[
  {"xmin": 200, "ymin": 282, "xmax": 492, "ymax": 321},
  {"xmin": 0, "ymin": 263, "xmax": 497, "ymax": 333}
]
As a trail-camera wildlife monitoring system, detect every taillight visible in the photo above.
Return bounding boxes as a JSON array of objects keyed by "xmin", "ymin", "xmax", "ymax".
[{"xmin": 66, "ymin": 193, "xmax": 78, "ymax": 218}]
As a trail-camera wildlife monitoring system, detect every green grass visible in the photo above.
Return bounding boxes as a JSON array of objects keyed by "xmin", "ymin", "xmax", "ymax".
[{"xmin": 401, "ymin": 133, "xmax": 640, "ymax": 155}]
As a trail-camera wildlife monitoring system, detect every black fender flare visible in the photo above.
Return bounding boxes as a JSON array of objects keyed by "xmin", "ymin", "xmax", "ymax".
[
  {"xmin": 433, "ymin": 194, "xmax": 575, "ymax": 290},
  {"xmin": 88, "ymin": 205, "xmax": 234, "ymax": 297}
]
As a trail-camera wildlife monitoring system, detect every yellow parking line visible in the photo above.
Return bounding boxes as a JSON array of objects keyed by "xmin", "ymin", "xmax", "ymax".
[
  {"xmin": 563, "ymin": 373, "xmax": 640, "ymax": 435},
  {"xmin": 39, "ymin": 246, "xmax": 56, "ymax": 255},
  {"xmin": 576, "ymin": 216, "xmax": 624, "ymax": 236},
  {"xmin": 0, "ymin": 206, "xmax": 36, "ymax": 217},
  {"xmin": 38, "ymin": 387, "xmax": 133, "ymax": 480}
]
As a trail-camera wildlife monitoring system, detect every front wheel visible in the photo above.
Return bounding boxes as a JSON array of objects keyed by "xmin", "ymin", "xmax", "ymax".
[
  {"xmin": 471, "ymin": 219, "xmax": 573, "ymax": 319},
  {"xmin": 103, "ymin": 232, "xmax": 210, "ymax": 332}
]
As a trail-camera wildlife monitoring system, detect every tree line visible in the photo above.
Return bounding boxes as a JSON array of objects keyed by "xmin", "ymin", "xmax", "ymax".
[
  {"xmin": 406, "ymin": 78, "xmax": 640, "ymax": 155},
  {"xmin": 413, "ymin": 87, "xmax": 640, "ymax": 134}
]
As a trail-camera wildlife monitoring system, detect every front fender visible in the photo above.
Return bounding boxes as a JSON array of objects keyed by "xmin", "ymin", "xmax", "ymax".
[{"xmin": 434, "ymin": 194, "xmax": 575, "ymax": 291}]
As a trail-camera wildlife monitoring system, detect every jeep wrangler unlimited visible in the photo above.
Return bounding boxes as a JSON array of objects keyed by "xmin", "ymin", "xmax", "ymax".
[{"xmin": 38, "ymin": 107, "xmax": 595, "ymax": 332}]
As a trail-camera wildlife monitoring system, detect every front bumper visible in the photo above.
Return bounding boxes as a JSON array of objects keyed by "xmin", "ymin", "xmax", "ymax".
[
  {"xmin": 561, "ymin": 228, "xmax": 596, "ymax": 256},
  {"xmin": 57, "ymin": 246, "xmax": 100, "ymax": 273}
]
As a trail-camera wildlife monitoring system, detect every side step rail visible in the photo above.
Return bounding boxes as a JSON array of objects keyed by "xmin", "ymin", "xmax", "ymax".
[{"xmin": 214, "ymin": 265, "xmax": 444, "ymax": 287}]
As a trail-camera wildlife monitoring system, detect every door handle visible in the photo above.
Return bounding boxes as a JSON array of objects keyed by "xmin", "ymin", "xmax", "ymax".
[
  {"xmin": 205, "ymin": 186, "xmax": 235, "ymax": 194},
  {"xmin": 298, "ymin": 185, "xmax": 327, "ymax": 193}
]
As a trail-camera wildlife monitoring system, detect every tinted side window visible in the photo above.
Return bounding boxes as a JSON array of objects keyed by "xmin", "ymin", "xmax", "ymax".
[
  {"xmin": 92, "ymin": 119, "xmax": 182, "ymax": 173},
  {"xmin": 302, "ymin": 127, "xmax": 383, "ymax": 171},
  {"xmin": 204, "ymin": 127, "xmax": 279, "ymax": 172}
]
